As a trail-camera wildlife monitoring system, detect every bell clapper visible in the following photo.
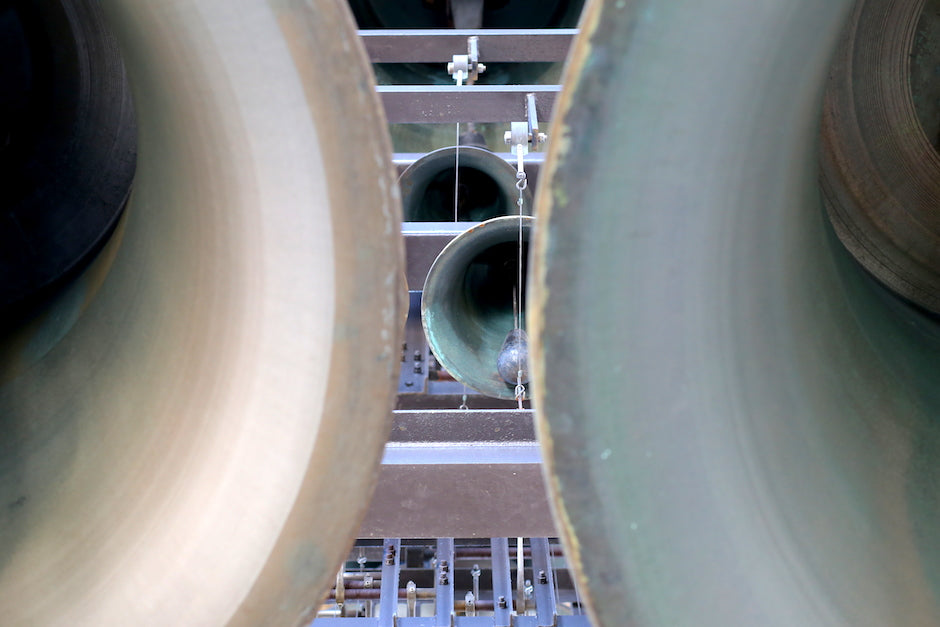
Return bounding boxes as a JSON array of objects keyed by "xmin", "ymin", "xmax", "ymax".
[{"xmin": 495, "ymin": 98, "xmax": 547, "ymax": 404}]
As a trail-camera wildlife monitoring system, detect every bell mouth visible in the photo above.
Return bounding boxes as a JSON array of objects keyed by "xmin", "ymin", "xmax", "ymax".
[
  {"xmin": 400, "ymin": 146, "xmax": 533, "ymax": 222},
  {"xmin": 0, "ymin": 0, "xmax": 136, "ymax": 317},
  {"xmin": 422, "ymin": 215, "xmax": 534, "ymax": 400}
]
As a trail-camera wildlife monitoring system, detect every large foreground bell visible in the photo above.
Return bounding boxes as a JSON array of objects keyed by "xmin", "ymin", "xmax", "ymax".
[
  {"xmin": 0, "ymin": 1, "xmax": 403, "ymax": 625},
  {"xmin": 531, "ymin": 0, "xmax": 940, "ymax": 625}
]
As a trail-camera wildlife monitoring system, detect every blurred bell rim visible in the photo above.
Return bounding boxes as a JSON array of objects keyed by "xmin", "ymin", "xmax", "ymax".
[
  {"xmin": 0, "ymin": 0, "xmax": 403, "ymax": 625},
  {"xmin": 399, "ymin": 145, "xmax": 533, "ymax": 222},
  {"xmin": 422, "ymin": 215, "xmax": 533, "ymax": 400},
  {"xmin": 820, "ymin": 0, "xmax": 940, "ymax": 314},
  {"xmin": 530, "ymin": 0, "xmax": 940, "ymax": 625},
  {"xmin": 0, "ymin": 0, "xmax": 136, "ymax": 315}
]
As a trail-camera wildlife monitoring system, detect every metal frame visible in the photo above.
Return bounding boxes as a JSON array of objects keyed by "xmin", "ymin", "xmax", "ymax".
[
  {"xmin": 358, "ymin": 410, "xmax": 551, "ymax": 538},
  {"xmin": 312, "ymin": 538, "xmax": 591, "ymax": 627}
]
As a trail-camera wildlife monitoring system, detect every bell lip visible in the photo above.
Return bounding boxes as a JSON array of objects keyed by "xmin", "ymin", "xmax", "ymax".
[
  {"xmin": 399, "ymin": 145, "xmax": 534, "ymax": 222},
  {"xmin": 421, "ymin": 215, "xmax": 535, "ymax": 400}
]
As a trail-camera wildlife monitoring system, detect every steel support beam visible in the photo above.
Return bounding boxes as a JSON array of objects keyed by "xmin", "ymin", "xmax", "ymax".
[
  {"xmin": 378, "ymin": 85, "xmax": 559, "ymax": 124},
  {"xmin": 379, "ymin": 539, "xmax": 402, "ymax": 627},
  {"xmin": 360, "ymin": 29, "xmax": 576, "ymax": 63},
  {"xmin": 435, "ymin": 539, "xmax": 455, "ymax": 626},
  {"xmin": 530, "ymin": 538, "xmax": 557, "ymax": 627}
]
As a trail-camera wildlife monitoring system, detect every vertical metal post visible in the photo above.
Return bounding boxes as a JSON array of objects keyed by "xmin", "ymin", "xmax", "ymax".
[
  {"xmin": 490, "ymin": 538, "xmax": 513, "ymax": 627},
  {"xmin": 516, "ymin": 538, "xmax": 526, "ymax": 615},
  {"xmin": 435, "ymin": 538, "xmax": 455, "ymax": 626},
  {"xmin": 530, "ymin": 538, "xmax": 557, "ymax": 627},
  {"xmin": 379, "ymin": 539, "xmax": 401, "ymax": 627}
]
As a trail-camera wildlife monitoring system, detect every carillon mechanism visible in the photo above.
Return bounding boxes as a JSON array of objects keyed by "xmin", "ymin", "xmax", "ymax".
[
  {"xmin": 314, "ymin": 538, "xmax": 589, "ymax": 626},
  {"xmin": 309, "ymin": 9, "xmax": 580, "ymax": 627},
  {"xmin": 371, "ymin": 20, "xmax": 564, "ymax": 406},
  {"xmin": 12, "ymin": 0, "xmax": 940, "ymax": 624}
]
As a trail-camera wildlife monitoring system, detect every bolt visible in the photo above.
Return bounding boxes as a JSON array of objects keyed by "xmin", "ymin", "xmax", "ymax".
[
  {"xmin": 439, "ymin": 574, "xmax": 449, "ymax": 586},
  {"xmin": 413, "ymin": 364, "xmax": 423, "ymax": 374},
  {"xmin": 538, "ymin": 570, "xmax": 548, "ymax": 585},
  {"xmin": 477, "ymin": 62, "xmax": 486, "ymax": 74},
  {"xmin": 498, "ymin": 596, "xmax": 507, "ymax": 609}
]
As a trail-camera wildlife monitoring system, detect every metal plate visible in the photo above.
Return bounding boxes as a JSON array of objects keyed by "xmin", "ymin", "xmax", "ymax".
[{"xmin": 359, "ymin": 29, "xmax": 576, "ymax": 63}]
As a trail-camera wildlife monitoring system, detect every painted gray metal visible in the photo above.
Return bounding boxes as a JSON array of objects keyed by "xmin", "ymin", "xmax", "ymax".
[
  {"xmin": 378, "ymin": 85, "xmax": 558, "ymax": 124},
  {"xmin": 360, "ymin": 29, "xmax": 576, "ymax": 63}
]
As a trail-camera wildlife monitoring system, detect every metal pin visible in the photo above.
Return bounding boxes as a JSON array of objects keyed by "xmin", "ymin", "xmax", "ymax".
[
  {"xmin": 471, "ymin": 563, "xmax": 481, "ymax": 604},
  {"xmin": 406, "ymin": 580, "xmax": 417, "ymax": 617},
  {"xmin": 363, "ymin": 574, "xmax": 374, "ymax": 617},
  {"xmin": 465, "ymin": 591, "xmax": 476, "ymax": 616}
]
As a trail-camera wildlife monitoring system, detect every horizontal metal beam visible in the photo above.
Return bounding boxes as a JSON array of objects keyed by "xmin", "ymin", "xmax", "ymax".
[
  {"xmin": 359, "ymin": 29, "xmax": 577, "ymax": 63},
  {"xmin": 378, "ymin": 85, "xmax": 559, "ymax": 124},
  {"xmin": 387, "ymin": 409, "xmax": 535, "ymax": 443},
  {"xmin": 359, "ymin": 409, "xmax": 550, "ymax": 538},
  {"xmin": 396, "ymin": 392, "xmax": 529, "ymax": 410},
  {"xmin": 358, "ymin": 462, "xmax": 552, "ymax": 538}
]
